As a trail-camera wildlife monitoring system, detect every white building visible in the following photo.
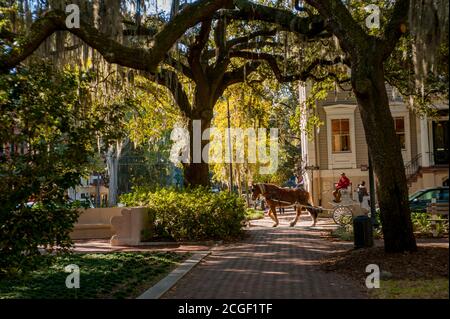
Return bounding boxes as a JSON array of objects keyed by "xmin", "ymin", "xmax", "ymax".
[{"xmin": 299, "ymin": 84, "xmax": 449, "ymax": 208}]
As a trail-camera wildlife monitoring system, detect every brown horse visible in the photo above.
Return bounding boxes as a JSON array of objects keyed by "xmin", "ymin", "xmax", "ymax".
[{"xmin": 251, "ymin": 183, "xmax": 318, "ymax": 227}]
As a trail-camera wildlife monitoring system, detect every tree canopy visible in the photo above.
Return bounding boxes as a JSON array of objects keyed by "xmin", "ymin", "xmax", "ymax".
[{"xmin": 1, "ymin": 0, "xmax": 448, "ymax": 253}]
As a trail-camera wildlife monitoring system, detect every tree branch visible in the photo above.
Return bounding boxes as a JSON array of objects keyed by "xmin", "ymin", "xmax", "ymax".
[
  {"xmin": 0, "ymin": 0, "xmax": 233, "ymax": 73},
  {"xmin": 381, "ymin": 0, "xmax": 410, "ymax": 58},
  {"xmin": 229, "ymin": 51, "xmax": 347, "ymax": 82},
  {"xmin": 225, "ymin": 0, "xmax": 327, "ymax": 38},
  {"xmin": 216, "ymin": 61, "xmax": 262, "ymax": 100},
  {"xmin": 143, "ymin": 69, "xmax": 192, "ymax": 117},
  {"xmin": 188, "ymin": 20, "xmax": 212, "ymax": 88},
  {"xmin": 0, "ymin": 27, "xmax": 16, "ymax": 42},
  {"xmin": 204, "ymin": 29, "xmax": 278, "ymax": 60},
  {"xmin": 230, "ymin": 41, "xmax": 280, "ymax": 52},
  {"xmin": 214, "ymin": 16, "xmax": 228, "ymax": 60},
  {"xmin": 164, "ymin": 54, "xmax": 194, "ymax": 80},
  {"xmin": 226, "ymin": 28, "xmax": 277, "ymax": 49},
  {"xmin": 304, "ymin": 0, "xmax": 369, "ymax": 55}
]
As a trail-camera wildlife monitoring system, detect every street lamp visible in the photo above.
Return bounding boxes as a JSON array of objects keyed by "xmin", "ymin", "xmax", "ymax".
[
  {"xmin": 226, "ymin": 96, "xmax": 233, "ymax": 193},
  {"xmin": 368, "ymin": 154, "xmax": 378, "ymax": 228}
]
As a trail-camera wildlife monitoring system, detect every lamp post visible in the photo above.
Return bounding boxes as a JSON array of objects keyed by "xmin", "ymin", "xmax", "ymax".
[
  {"xmin": 368, "ymin": 154, "xmax": 378, "ymax": 227},
  {"xmin": 96, "ymin": 172, "xmax": 101, "ymax": 208},
  {"xmin": 226, "ymin": 96, "xmax": 233, "ymax": 193}
]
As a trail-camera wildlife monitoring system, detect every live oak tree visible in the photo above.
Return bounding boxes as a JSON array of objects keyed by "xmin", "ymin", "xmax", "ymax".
[
  {"xmin": 224, "ymin": 0, "xmax": 448, "ymax": 252},
  {"xmin": 146, "ymin": 14, "xmax": 345, "ymax": 186}
]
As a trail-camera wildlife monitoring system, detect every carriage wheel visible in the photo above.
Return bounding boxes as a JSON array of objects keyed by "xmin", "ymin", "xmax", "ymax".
[{"xmin": 332, "ymin": 206, "xmax": 353, "ymax": 226}]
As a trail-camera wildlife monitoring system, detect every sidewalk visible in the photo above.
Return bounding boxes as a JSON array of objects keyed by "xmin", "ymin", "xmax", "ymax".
[
  {"xmin": 72, "ymin": 239, "xmax": 217, "ymax": 253},
  {"xmin": 161, "ymin": 212, "xmax": 368, "ymax": 299}
]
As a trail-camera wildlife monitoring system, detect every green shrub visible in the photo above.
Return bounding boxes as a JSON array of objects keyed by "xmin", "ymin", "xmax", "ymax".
[
  {"xmin": 120, "ymin": 187, "xmax": 246, "ymax": 241},
  {"xmin": 0, "ymin": 63, "xmax": 97, "ymax": 276},
  {"xmin": 374, "ymin": 210, "xmax": 448, "ymax": 237},
  {"xmin": 0, "ymin": 204, "xmax": 80, "ymax": 277},
  {"xmin": 411, "ymin": 212, "xmax": 432, "ymax": 233},
  {"xmin": 331, "ymin": 224, "xmax": 354, "ymax": 241},
  {"xmin": 245, "ymin": 208, "xmax": 265, "ymax": 220},
  {"xmin": 411, "ymin": 212, "xmax": 448, "ymax": 236}
]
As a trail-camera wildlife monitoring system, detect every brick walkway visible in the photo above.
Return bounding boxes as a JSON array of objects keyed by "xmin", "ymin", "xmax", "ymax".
[
  {"xmin": 162, "ymin": 212, "xmax": 368, "ymax": 299},
  {"xmin": 72, "ymin": 239, "xmax": 215, "ymax": 253}
]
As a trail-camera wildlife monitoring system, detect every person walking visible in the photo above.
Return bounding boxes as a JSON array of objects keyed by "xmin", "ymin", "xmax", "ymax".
[{"xmin": 356, "ymin": 181, "xmax": 368, "ymax": 204}]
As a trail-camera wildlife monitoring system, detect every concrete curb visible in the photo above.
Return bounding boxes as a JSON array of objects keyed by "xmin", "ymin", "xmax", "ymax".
[
  {"xmin": 136, "ymin": 251, "xmax": 211, "ymax": 299},
  {"xmin": 134, "ymin": 240, "xmax": 222, "ymax": 246}
]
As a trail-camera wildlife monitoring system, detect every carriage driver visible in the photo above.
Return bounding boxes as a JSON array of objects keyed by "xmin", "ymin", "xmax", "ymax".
[{"xmin": 332, "ymin": 172, "xmax": 351, "ymax": 203}]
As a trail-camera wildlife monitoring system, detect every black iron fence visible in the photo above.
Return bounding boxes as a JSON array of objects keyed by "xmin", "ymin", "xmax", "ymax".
[{"xmin": 405, "ymin": 153, "xmax": 422, "ymax": 182}]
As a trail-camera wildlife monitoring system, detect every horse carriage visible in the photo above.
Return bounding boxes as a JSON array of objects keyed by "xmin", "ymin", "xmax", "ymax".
[
  {"xmin": 326, "ymin": 188, "xmax": 370, "ymax": 226},
  {"xmin": 251, "ymin": 183, "xmax": 369, "ymax": 227}
]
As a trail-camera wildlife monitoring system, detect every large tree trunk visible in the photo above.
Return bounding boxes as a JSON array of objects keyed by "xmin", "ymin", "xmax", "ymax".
[
  {"xmin": 182, "ymin": 93, "xmax": 214, "ymax": 187},
  {"xmin": 183, "ymin": 162, "xmax": 210, "ymax": 187},
  {"xmin": 352, "ymin": 56, "xmax": 417, "ymax": 253}
]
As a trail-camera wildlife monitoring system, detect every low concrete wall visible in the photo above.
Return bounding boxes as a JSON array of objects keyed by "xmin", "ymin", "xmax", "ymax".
[
  {"xmin": 70, "ymin": 208, "xmax": 125, "ymax": 240},
  {"xmin": 110, "ymin": 207, "xmax": 155, "ymax": 246}
]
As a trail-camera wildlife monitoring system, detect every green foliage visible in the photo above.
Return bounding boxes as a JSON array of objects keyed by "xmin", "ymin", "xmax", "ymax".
[
  {"xmin": 374, "ymin": 210, "xmax": 448, "ymax": 237},
  {"xmin": 410, "ymin": 212, "xmax": 448, "ymax": 236},
  {"xmin": 385, "ymin": 35, "xmax": 449, "ymax": 118},
  {"xmin": 371, "ymin": 278, "xmax": 449, "ymax": 299},
  {"xmin": 0, "ymin": 62, "xmax": 104, "ymax": 275},
  {"xmin": 245, "ymin": 208, "xmax": 265, "ymax": 220},
  {"xmin": 118, "ymin": 132, "xmax": 182, "ymax": 194},
  {"xmin": 331, "ymin": 224, "xmax": 354, "ymax": 241},
  {"xmin": 0, "ymin": 252, "xmax": 188, "ymax": 298},
  {"xmin": 120, "ymin": 187, "xmax": 246, "ymax": 241}
]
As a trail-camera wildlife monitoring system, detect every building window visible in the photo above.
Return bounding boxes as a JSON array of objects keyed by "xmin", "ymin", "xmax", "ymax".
[
  {"xmin": 331, "ymin": 119, "xmax": 351, "ymax": 152},
  {"xmin": 394, "ymin": 117, "xmax": 406, "ymax": 150}
]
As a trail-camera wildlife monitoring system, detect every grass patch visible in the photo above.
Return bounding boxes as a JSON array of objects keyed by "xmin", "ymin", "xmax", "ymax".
[
  {"xmin": 329, "ymin": 225, "xmax": 382, "ymax": 242},
  {"xmin": 0, "ymin": 251, "xmax": 189, "ymax": 299},
  {"xmin": 371, "ymin": 278, "xmax": 449, "ymax": 299},
  {"xmin": 245, "ymin": 208, "xmax": 265, "ymax": 220},
  {"xmin": 331, "ymin": 225, "xmax": 354, "ymax": 241}
]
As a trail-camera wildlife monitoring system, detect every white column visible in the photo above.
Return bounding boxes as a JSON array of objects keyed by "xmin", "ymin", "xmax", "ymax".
[{"xmin": 420, "ymin": 116, "xmax": 430, "ymax": 167}]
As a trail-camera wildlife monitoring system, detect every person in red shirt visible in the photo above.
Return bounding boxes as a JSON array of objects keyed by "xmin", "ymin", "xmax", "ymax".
[{"xmin": 333, "ymin": 172, "xmax": 350, "ymax": 203}]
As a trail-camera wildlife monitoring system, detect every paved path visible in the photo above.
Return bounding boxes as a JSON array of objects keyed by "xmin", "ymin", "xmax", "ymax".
[
  {"xmin": 162, "ymin": 211, "xmax": 368, "ymax": 299},
  {"xmin": 72, "ymin": 239, "xmax": 215, "ymax": 253}
]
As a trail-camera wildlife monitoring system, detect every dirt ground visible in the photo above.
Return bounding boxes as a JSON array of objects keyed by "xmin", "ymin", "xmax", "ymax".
[{"xmin": 321, "ymin": 244, "xmax": 448, "ymax": 280}]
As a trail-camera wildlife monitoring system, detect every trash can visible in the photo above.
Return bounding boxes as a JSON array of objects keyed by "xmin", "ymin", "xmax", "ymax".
[{"xmin": 353, "ymin": 215, "xmax": 374, "ymax": 248}]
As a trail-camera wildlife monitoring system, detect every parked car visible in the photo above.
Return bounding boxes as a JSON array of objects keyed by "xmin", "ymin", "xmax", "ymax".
[
  {"xmin": 22, "ymin": 198, "xmax": 94, "ymax": 209},
  {"xmin": 409, "ymin": 186, "xmax": 449, "ymax": 213},
  {"xmin": 211, "ymin": 187, "xmax": 221, "ymax": 193},
  {"xmin": 68, "ymin": 198, "xmax": 95, "ymax": 209}
]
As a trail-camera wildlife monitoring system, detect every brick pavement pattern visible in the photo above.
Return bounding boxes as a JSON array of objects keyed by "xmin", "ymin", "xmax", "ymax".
[{"xmin": 162, "ymin": 213, "xmax": 368, "ymax": 299}]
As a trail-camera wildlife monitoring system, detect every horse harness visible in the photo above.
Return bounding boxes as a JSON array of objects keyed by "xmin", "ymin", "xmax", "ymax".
[{"xmin": 256, "ymin": 183, "xmax": 322, "ymax": 215}]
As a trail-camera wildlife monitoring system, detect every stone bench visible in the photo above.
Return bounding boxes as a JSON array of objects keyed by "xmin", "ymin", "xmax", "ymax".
[
  {"xmin": 110, "ymin": 207, "xmax": 155, "ymax": 246},
  {"xmin": 70, "ymin": 207, "xmax": 125, "ymax": 239}
]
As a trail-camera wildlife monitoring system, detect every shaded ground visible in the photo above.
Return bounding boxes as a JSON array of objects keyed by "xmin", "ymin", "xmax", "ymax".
[
  {"xmin": 320, "ymin": 240, "xmax": 449, "ymax": 298},
  {"xmin": 321, "ymin": 245, "xmax": 448, "ymax": 280},
  {"xmin": 162, "ymin": 210, "xmax": 367, "ymax": 299}
]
